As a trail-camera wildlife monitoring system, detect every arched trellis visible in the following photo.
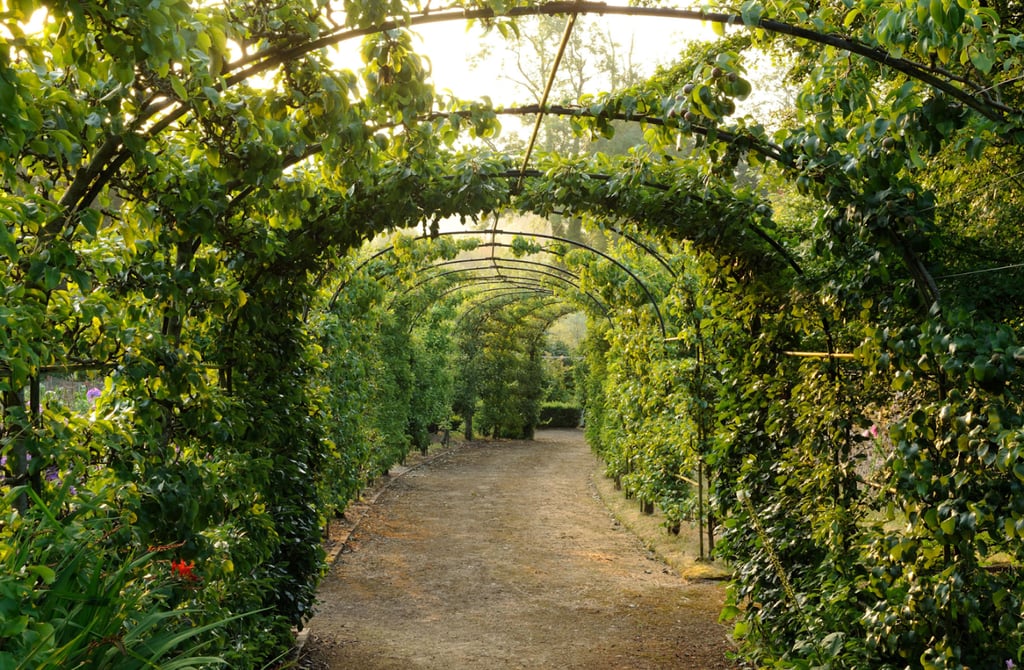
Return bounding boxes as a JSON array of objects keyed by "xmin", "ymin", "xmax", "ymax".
[
  {"xmin": 23, "ymin": 0, "xmax": 1006, "ymax": 358},
  {"xmin": 453, "ymin": 290, "xmax": 574, "ymax": 336},
  {"xmin": 223, "ymin": 2, "xmax": 1012, "ymax": 125},
  {"xmin": 329, "ymin": 229, "xmax": 668, "ymax": 337},
  {"xmin": 8, "ymin": 3, "xmax": 1024, "ymax": 667},
  {"xmin": 376, "ymin": 241, "xmax": 581, "ymax": 295},
  {"xmin": 215, "ymin": 0, "xmax": 986, "ymax": 311},
  {"xmin": 365, "ymin": 239, "xmax": 608, "ymax": 312},
  {"xmin": 396, "ymin": 266, "xmax": 611, "ymax": 334},
  {"xmin": 45, "ymin": 0, "xmax": 1020, "ymax": 253},
  {"xmin": 435, "ymin": 279, "xmax": 555, "ymax": 298},
  {"xmin": 287, "ymin": 159, "xmax": 799, "ymax": 333},
  {"xmin": 393, "ymin": 259, "xmax": 611, "ymax": 318},
  {"xmin": 449, "ymin": 287, "xmax": 557, "ymax": 331}
]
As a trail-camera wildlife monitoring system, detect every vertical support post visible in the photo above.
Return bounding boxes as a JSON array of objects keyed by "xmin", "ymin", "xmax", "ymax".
[
  {"xmin": 697, "ymin": 455, "xmax": 705, "ymax": 560},
  {"xmin": 30, "ymin": 376, "xmax": 40, "ymax": 420},
  {"xmin": 707, "ymin": 469, "xmax": 715, "ymax": 556},
  {"xmin": 29, "ymin": 376, "xmax": 42, "ymax": 497},
  {"xmin": 4, "ymin": 387, "xmax": 28, "ymax": 513}
]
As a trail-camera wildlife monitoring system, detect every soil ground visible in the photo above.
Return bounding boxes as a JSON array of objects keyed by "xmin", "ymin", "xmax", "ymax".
[{"xmin": 296, "ymin": 429, "xmax": 738, "ymax": 669}]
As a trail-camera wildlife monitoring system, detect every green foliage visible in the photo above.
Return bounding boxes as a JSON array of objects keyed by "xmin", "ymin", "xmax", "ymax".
[
  {"xmin": 0, "ymin": 484, "xmax": 243, "ymax": 669},
  {"xmin": 538, "ymin": 402, "xmax": 581, "ymax": 428},
  {"xmin": 314, "ymin": 247, "xmax": 459, "ymax": 513},
  {"xmin": 407, "ymin": 315, "xmax": 457, "ymax": 454},
  {"xmin": 456, "ymin": 299, "xmax": 548, "ymax": 440},
  {"xmin": 6, "ymin": 0, "xmax": 1024, "ymax": 667}
]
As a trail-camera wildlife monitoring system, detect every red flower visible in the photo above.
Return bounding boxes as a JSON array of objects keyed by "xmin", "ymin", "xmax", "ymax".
[{"xmin": 170, "ymin": 559, "xmax": 198, "ymax": 581}]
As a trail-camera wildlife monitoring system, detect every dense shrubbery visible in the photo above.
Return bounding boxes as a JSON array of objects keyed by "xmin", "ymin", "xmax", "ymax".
[
  {"xmin": 452, "ymin": 295, "xmax": 556, "ymax": 440},
  {"xmin": 539, "ymin": 402, "xmax": 582, "ymax": 428}
]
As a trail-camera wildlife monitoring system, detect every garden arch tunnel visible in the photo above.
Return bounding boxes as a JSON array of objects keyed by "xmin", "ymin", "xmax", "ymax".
[
  {"xmin": 32, "ymin": 0, "xmax": 988, "ymax": 307},
  {"xmin": 330, "ymin": 228, "xmax": 675, "ymax": 338},
  {"xmin": 8, "ymin": 3, "xmax": 1024, "ymax": 668}
]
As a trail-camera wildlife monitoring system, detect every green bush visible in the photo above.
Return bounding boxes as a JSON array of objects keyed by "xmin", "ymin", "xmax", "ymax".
[
  {"xmin": 539, "ymin": 403, "xmax": 582, "ymax": 428},
  {"xmin": 0, "ymin": 484, "xmax": 243, "ymax": 669}
]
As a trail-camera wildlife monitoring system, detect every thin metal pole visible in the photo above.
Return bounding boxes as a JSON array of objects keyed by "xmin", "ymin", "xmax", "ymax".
[
  {"xmin": 698, "ymin": 453, "xmax": 705, "ymax": 560},
  {"xmin": 515, "ymin": 1, "xmax": 580, "ymax": 193}
]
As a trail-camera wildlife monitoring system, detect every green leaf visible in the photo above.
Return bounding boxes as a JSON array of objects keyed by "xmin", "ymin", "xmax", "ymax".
[
  {"xmin": 0, "ymin": 614, "xmax": 28, "ymax": 637},
  {"xmin": 79, "ymin": 208, "xmax": 101, "ymax": 236},
  {"xmin": 0, "ymin": 222, "xmax": 17, "ymax": 260},
  {"xmin": 740, "ymin": 1, "xmax": 764, "ymax": 25},
  {"xmin": 965, "ymin": 137, "xmax": 985, "ymax": 159},
  {"xmin": 969, "ymin": 47, "xmax": 995, "ymax": 74},
  {"xmin": 170, "ymin": 75, "xmax": 188, "ymax": 100},
  {"xmin": 719, "ymin": 604, "xmax": 741, "ymax": 621},
  {"xmin": 821, "ymin": 631, "xmax": 845, "ymax": 656}
]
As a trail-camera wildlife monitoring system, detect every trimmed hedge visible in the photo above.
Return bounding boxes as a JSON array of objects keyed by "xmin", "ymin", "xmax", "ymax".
[{"xmin": 539, "ymin": 403, "xmax": 583, "ymax": 428}]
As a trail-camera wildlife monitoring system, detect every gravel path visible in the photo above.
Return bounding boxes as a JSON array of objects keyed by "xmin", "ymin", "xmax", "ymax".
[{"xmin": 298, "ymin": 429, "xmax": 737, "ymax": 669}]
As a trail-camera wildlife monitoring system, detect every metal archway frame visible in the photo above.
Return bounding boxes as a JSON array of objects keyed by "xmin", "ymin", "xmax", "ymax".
[
  {"xmin": 453, "ymin": 291, "xmax": 571, "ymax": 334},
  {"xmin": 330, "ymin": 229, "xmax": 666, "ymax": 337},
  {"xmin": 394, "ymin": 260, "xmax": 611, "ymax": 323},
  {"xmin": 443, "ymin": 230, "xmax": 666, "ymax": 338},
  {"xmin": 219, "ymin": 3, "xmax": 1004, "ymax": 127}
]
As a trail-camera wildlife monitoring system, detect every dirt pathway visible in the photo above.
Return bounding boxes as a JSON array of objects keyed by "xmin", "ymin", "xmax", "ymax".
[{"xmin": 298, "ymin": 429, "xmax": 737, "ymax": 669}]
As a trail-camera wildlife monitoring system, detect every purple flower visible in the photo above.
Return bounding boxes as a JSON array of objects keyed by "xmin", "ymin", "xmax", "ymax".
[
  {"xmin": 86, "ymin": 387, "xmax": 102, "ymax": 404},
  {"xmin": 45, "ymin": 467, "xmax": 60, "ymax": 483},
  {"xmin": 1007, "ymin": 660, "xmax": 1016, "ymax": 669},
  {"xmin": 2, "ymin": 454, "xmax": 32, "ymax": 469}
]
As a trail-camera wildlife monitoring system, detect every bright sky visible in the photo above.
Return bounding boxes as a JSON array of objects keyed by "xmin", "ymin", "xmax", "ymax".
[
  {"xmin": 11, "ymin": 5, "xmax": 712, "ymax": 106},
  {"xmin": 330, "ymin": 13, "xmax": 715, "ymax": 105}
]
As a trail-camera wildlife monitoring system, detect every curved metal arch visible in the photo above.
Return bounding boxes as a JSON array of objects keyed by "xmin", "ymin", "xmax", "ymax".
[
  {"xmin": 403, "ymin": 258, "xmax": 579, "ymax": 293},
  {"xmin": 339, "ymin": 239, "xmax": 595, "ymax": 315},
  {"xmin": 415, "ymin": 265, "xmax": 586, "ymax": 303},
  {"xmin": 446, "ymin": 230, "xmax": 667, "ymax": 338},
  {"xmin": 423, "ymin": 277, "xmax": 557, "ymax": 304},
  {"xmin": 221, "ymin": 3, "xmax": 1005, "ymax": 127},
  {"xmin": 454, "ymin": 288, "xmax": 557, "ymax": 324},
  {"xmin": 454, "ymin": 292, "xmax": 571, "ymax": 335},
  {"xmin": 332, "ymin": 228, "xmax": 668, "ymax": 295},
  {"xmin": 552, "ymin": 214, "xmax": 678, "ymax": 279},
  {"xmin": 394, "ymin": 260, "xmax": 610, "ymax": 320},
  {"xmin": 330, "ymin": 229, "xmax": 666, "ymax": 337},
  {"xmin": 323, "ymin": 240, "xmax": 566, "ymax": 296},
  {"xmin": 404, "ymin": 282, "xmax": 563, "ymax": 334},
  {"xmin": 428, "ymin": 256, "xmax": 579, "ymax": 280}
]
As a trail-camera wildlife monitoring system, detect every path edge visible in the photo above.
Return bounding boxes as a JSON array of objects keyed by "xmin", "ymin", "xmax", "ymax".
[
  {"xmin": 589, "ymin": 461, "xmax": 731, "ymax": 582},
  {"xmin": 292, "ymin": 439, "xmax": 466, "ymax": 656}
]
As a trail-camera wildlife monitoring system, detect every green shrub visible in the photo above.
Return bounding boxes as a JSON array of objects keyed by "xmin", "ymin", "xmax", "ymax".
[
  {"xmin": 0, "ymin": 484, "xmax": 244, "ymax": 669},
  {"xmin": 539, "ymin": 403, "xmax": 583, "ymax": 428}
]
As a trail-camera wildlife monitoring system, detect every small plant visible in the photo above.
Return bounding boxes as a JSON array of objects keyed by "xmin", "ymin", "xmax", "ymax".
[{"xmin": 0, "ymin": 483, "xmax": 244, "ymax": 669}]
